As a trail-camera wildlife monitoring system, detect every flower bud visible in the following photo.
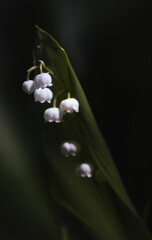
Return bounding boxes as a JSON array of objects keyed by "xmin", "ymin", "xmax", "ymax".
[
  {"xmin": 34, "ymin": 73, "xmax": 52, "ymax": 89},
  {"xmin": 60, "ymin": 141, "xmax": 80, "ymax": 157},
  {"xmin": 76, "ymin": 163, "xmax": 92, "ymax": 178},
  {"xmin": 60, "ymin": 98, "xmax": 79, "ymax": 113},
  {"xmin": 22, "ymin": 80, "xmax": 35, "ymax": 94},
  {"xmin": 44, "ymin": 107, "xmax": 63, "ymax": 123},
  {"xmin": 34, "ymin": 88, "xmax": 53, "ymax": 103}
]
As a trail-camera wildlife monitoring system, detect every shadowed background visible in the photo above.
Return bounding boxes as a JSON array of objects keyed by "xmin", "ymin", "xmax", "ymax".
[{"xmin": 0, "ymin": 0, "xmax": 152, "ymax": 238}]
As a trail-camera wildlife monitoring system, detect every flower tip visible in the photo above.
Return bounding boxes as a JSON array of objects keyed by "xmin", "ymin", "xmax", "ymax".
[
  {"xmin": 55, "ymin": 120, "xmax": 61, "ymax": 123},
  {"xmin": 73, "ymin": 107, "xmax": 79, "ymax": 112}
]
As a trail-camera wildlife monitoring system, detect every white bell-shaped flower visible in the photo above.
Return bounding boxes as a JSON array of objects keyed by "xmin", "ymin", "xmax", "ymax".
[
  {"xmin": 44, "ymin": 107, "xmax": 63, "ymax": 123},
  {"xmin": 34, "ymin": 73, "xmax": 52, "ymax": 89},
  {"xmin": 60, "ymin": 93, "xmax": 79, "ymax": 114},
  {"xmin": 60, "ymin": 141, "xmax": 79, "ymax": 157},
  {"xmin": 22, "ymin": 80, "xmax": 35, "ymax": 94},
  {"xmin": 76, "ymin": 163, "xmax": 92, "ymax": 178},
  {"xmin": 34, "ymin": 88, "xmax": 53, "ymax": 103}
]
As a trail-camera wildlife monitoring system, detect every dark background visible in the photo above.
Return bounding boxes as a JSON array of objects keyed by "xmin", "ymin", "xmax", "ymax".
[{"xmin": 0, "ymin": 0, "xmax": 152, "ymax": 235}]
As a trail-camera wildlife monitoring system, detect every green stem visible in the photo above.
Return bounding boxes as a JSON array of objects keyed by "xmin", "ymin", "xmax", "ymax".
[
  {"xmin": 39, "ymin": 59, "xmax": 54, "ymax": 76},
  {"xmin": 53, "ymin": 98, "xmax": 56, "ymax": 108},
  {"xmin": 67, "ymin": 92, "xmax": 70, "ymax": 99},
  {"xmin": 39, "ymin": 60, "xmax": 44, "ymax": 74},
  {"xmin": 43, "ymin": 65, "xmax": 54, "ymax": 76},
  {"xmin": 26, "ymin": 66, "xmax": 38, "ymax": 81}
]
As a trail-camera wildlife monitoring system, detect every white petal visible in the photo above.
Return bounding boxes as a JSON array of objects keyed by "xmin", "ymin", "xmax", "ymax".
[
  {"xmin": 73, "ymin": 106, "xmax": 79, "ymax": 112},
  {"xmin": 55, "ymin": 120, "xmax": 61, "ymax": 123}
]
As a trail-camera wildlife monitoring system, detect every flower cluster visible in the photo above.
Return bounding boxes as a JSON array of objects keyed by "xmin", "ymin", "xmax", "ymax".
[
  {"xmin": 23, "ymin": 60, "xmax": 92, "ymax": 178},
  {"xmin": 22, "ymin": 62, "xmax": 53, "ymax": 103}
]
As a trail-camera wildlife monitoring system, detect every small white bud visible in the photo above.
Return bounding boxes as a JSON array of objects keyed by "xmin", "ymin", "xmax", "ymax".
[
  {"xmin": 34, "ymin": 88, "xmax": 53, "ymax": 103},
  {"xmin": 44, "ymin": 107, "xmax": 63, "ymax": 123},
  {"xmin": 22, "ymin": 80, "xmax": 35, "ymax": 94},
  {"xmin": 60, "ymin": 98, "xmax": 79, "ymax": 114},
  {"xmin": 60, "ymin": 141, "xmax": 79, "ymax": 157},
  {"xmin": 76, "ymin": 163, "xmax": 92, "ymax": 178},
  {"xmin": 34, "ymin": 73, "xmax": 52, "ymax": 89}
]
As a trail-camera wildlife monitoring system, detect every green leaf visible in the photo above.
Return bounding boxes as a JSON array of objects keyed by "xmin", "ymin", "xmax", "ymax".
[{"xmin": 33, "ymin": 25, "xmax": 152, "ymax": 240}]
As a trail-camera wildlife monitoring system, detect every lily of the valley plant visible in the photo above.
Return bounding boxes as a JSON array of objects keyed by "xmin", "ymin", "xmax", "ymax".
[{"xmin": 22, "ymin": 60, "xmax": 89, "ymax": 177}]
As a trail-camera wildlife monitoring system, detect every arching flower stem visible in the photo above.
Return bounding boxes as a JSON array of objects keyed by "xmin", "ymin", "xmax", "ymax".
[
  {"xmin": 39, "ymin": 59, "xmax": 54, "ymax": 76},
  {"xmin": 39, "ymin": 60, "xmax": 44, "ymax": 74},
  {"xmin": 26, "ymin": 66, "xmax": 38, "ymax": 81}
]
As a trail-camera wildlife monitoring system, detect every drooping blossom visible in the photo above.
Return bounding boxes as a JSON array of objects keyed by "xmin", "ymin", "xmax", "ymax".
[
  {"xmin": 34, "ymin": 73, "xmax": 52, "ymax": 89},
  {"xmin": 34, "ymin": 88, "xmax": 53, "ymax": 103},
  {"xmin": 22, "ymin": 80, "xmax": 35, "ymax": 94},
  {"xmin": 60, "ymin": 141, "xmax": 79, "ymax": 157},
  {"xmin": 44, "ymin": 107, "xmax": 63, "ymax": 123},
  {"xmin": 76, "ymin": 163, "xmax": 92, "ymax": 178}
]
